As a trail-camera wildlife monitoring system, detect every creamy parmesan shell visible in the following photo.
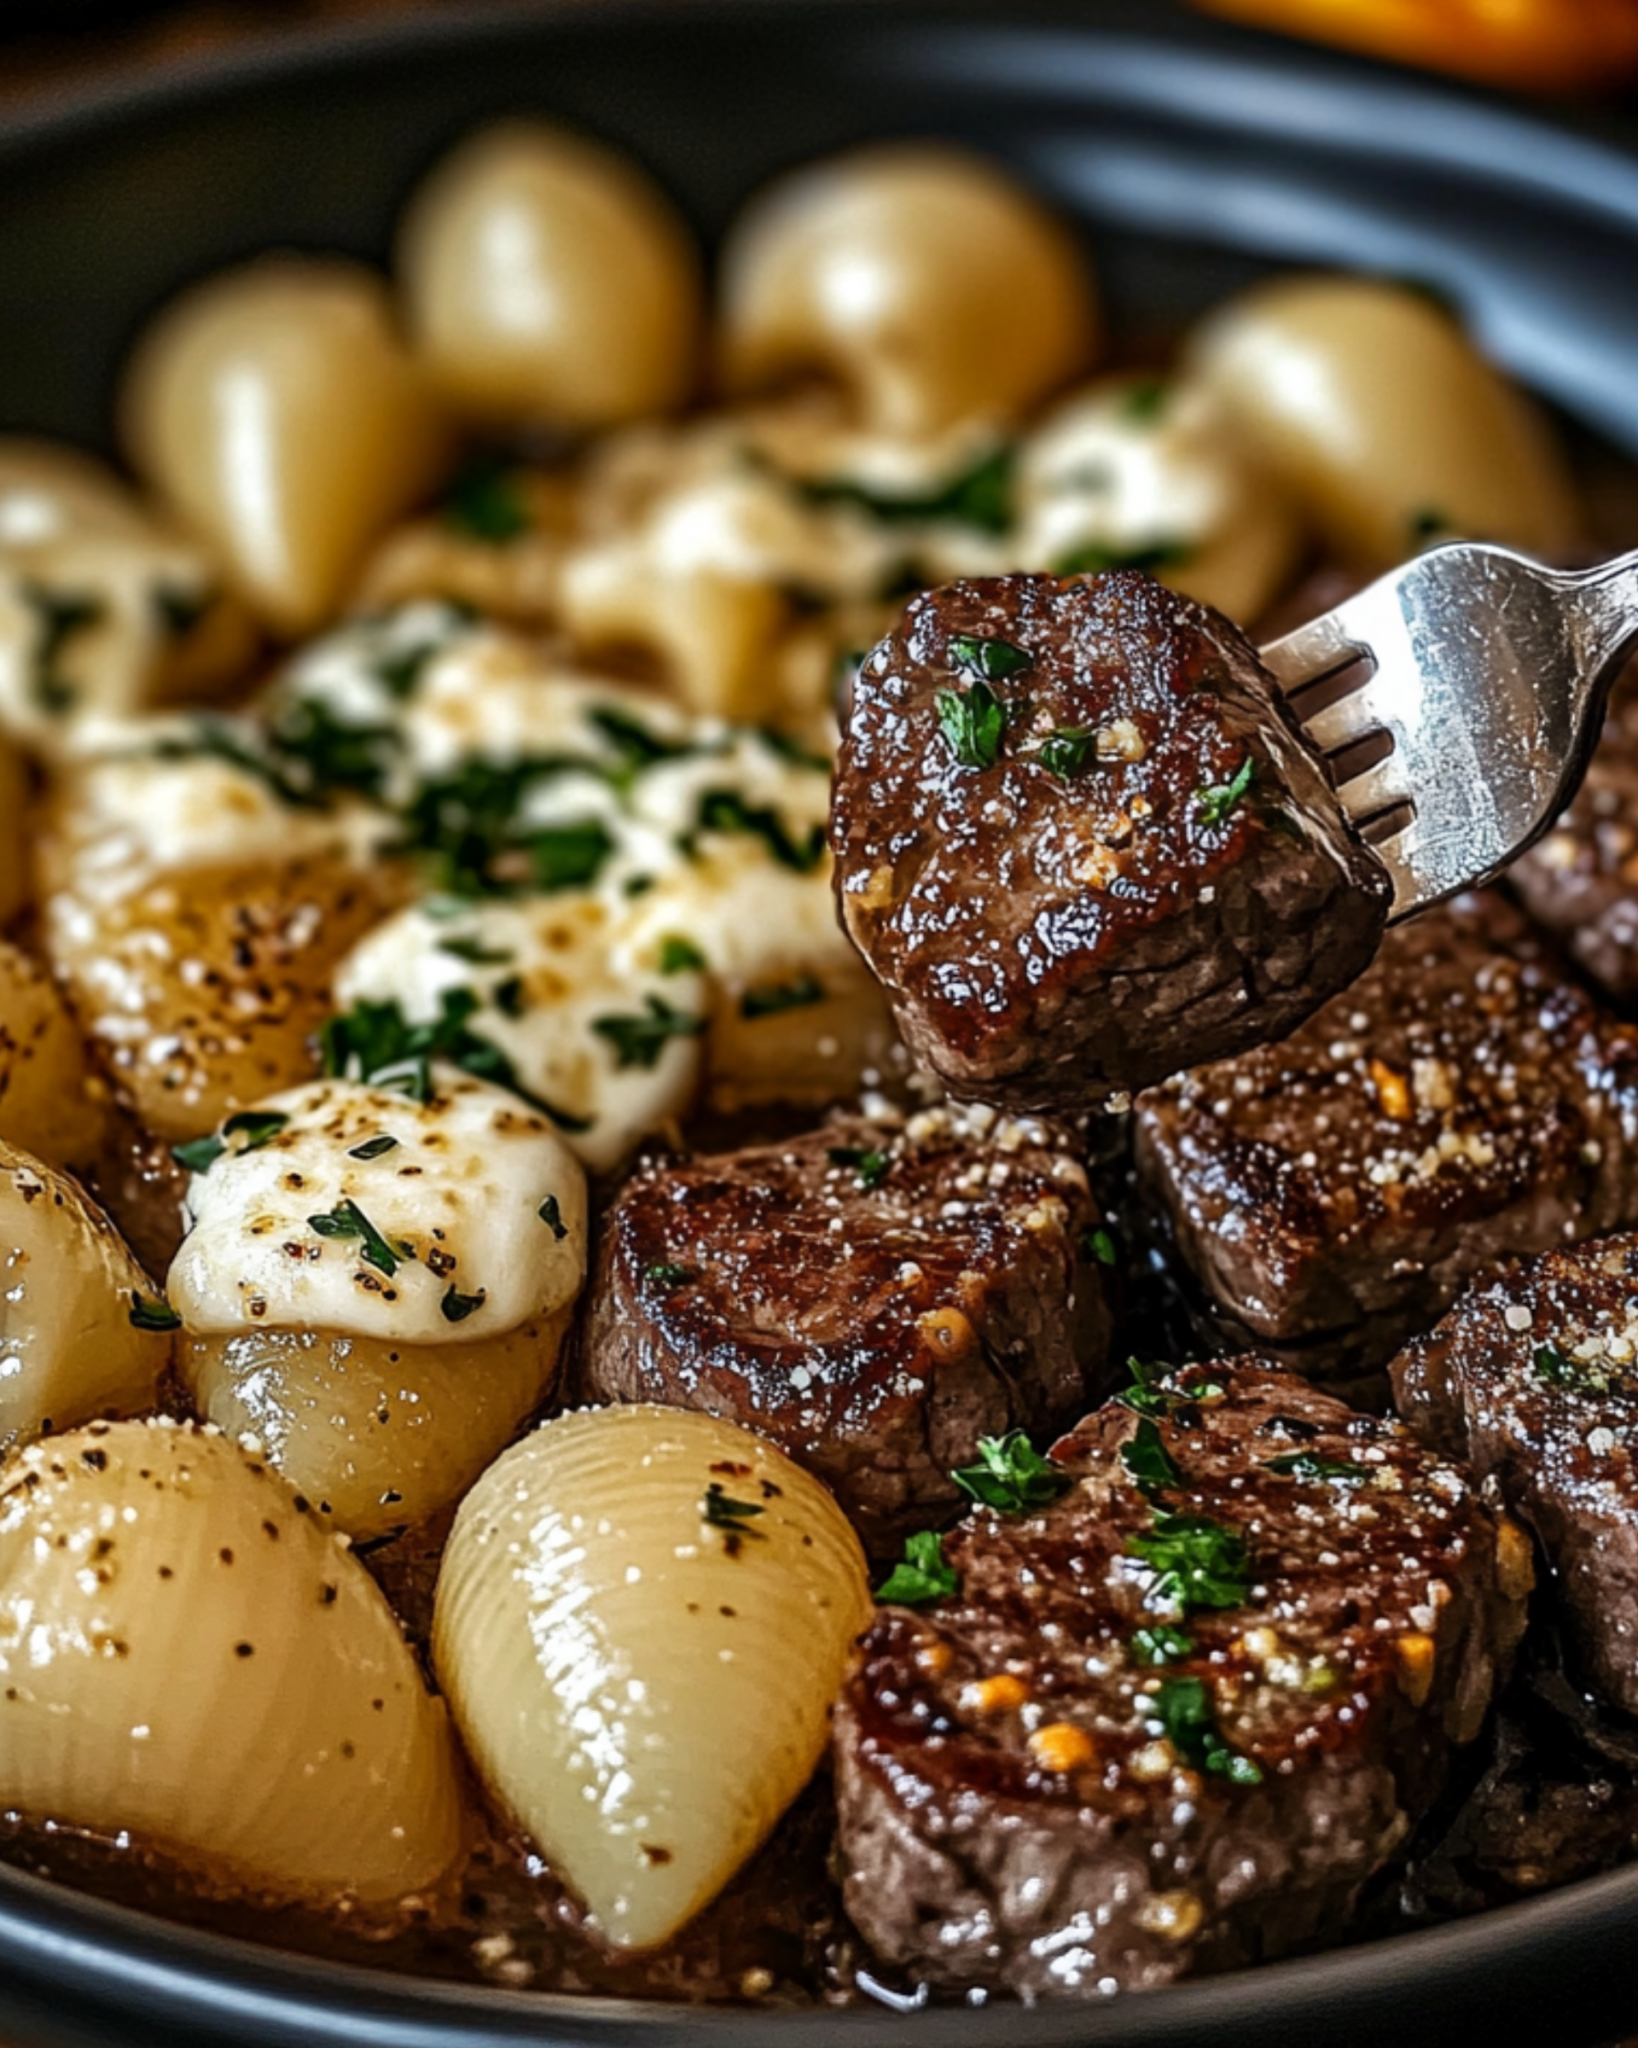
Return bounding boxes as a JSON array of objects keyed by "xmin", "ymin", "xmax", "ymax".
[
  {"xmin": 0, "ymin": 1142, "xmax": 171, "ymax": 1454},
  {"xmin": 167, "ymin": 1075, "xmax": 587, "ymax": 1346},
  {"xmin": 0, "ymin": 939, "xmax": 108, "ymax": 1170},
  {"xmin": 0, "ymin": 1420, "xmax": 464, "ymax": 1905},
  {"xmin": 433, "ymin": 1405, "xmax": 872, "ymax": 1951},
  {"xmin": 332, "ymin": 895, "xmax": 706, "ymax": 1176}
]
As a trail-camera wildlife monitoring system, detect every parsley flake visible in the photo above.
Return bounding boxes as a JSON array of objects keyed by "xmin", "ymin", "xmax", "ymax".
[
  {"xmin": 129, "ymin": 1292, "xmax": 181, "ymax": 1333},
  {"xmin": 740, "ymin": 974, "xmax": 825, "ymax": 1019},
  {"xmin": 702, "ymin": 1482, "xmax": 766, "ymax": 1552},
  {"xmin": 1126, "ymin": 1511, "xmax": 1250, "ymax": 1612},
  {"xmin": 1083, "ymin": 1227, "xmax": 1118, "ymax": 1267},
  {"xmin": 1195, "ymin": 754, "xmax": 1256, "ymax": 829},
  {"xmin": 435, "ymin": 934, "xmax": 516, "ymax": 967},
  {"xmin": 1120, "ymin": 378, "xmax": 1171, "ymax": 425},
  {"xmin": 827, "ymin": 1145, "xmax": 890, "ymax": 1190},
  {"xmin": 592, "ymin": 996, "xmax": 706, "ymax": 1072},
  {"xmin": 951, "ymin": 1432, "xmax": 1070, "ymax": 1515},
  {"xmin": 171, "ymin": 1110, "xmax": 287, "ymax": 1175},
  {"xmin": 1117, "ymin": 1357, "xmax": 1224, "ymax": 1417},
  {"xmin": 348, "ymin": 1134, "xmax": 399, "ymax": 1162},
  {"xmin": 1039, "ymin": 727, "xmax": 1096, "ymax": 779},
  {"xmin": 538, "ymin": 1194, "xmax": 568, "ymax": 1241},
  {"xmin": 877, "ymin": 1529, "xmax": 959, "ymax": 1606},
  {"xmin": 658, "ymin": 934, "xmax": 707, "ymax": 975},
  {"xmin": 1533, "ymin": 1342, "xmax": 1585, "ymax": 1389},
  {"xmin": 1149, "ymin": 1675, "xmax": 1263, "ymax": 1785},
  {"xmin": 935, "ymin": 678, "xmax": 1006, "ymax": 770},
  {"xmin": 306, "ymin": 1198, "xmax": 401, "ymax": 1277},
  {"xmin": 442, "ymin": 454, "xmax": 532, "ymax": 544},
  {"xmin": 321, "ymin": 990, "xmax": 591, "ymax": 1133},
  {"xmin": 1263, "ymin": 1451, "xmax": 1372, "ymax": 1485},
  {"xmin": 1121, "ymin": 1417, "xmax": 1183, "ymax": 1495},
  {"xmin": 440, "ymin": 1284, "xmax": 487, "ymax": 1323},
  {"xmin": 645, "ymin": 1262, "xmax": 697, "ymax": 1286},
  {"xmin": 795, "ymin": 443, "xmax": 1014, "ymax": 536},
  {"xmin": 19, "ymin": 582, "xmax": 103, "ymax": 715},
  {"xmin": 170, "ymin": 1133, "xmax": 225, "ymax": 1175},
  {"xmin": 1053, "ymin": 537, "xmax": 1194, "ymax": 578},
  {"xmin": 947, "ymin": 633, "xmax": 1032, "ymax": 684},
  {"xmin": 695, "ymin": 789, "xmax": 826, "ymax": 873},
  {"xmin": 1131, "ymin": 1623, "xmax": 1195, "ymax": 1667}
]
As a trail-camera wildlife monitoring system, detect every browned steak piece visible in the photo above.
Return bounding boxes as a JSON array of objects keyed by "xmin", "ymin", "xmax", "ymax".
[
  {"xmin": 1510, "ymin": 663, "xmax": 1638, "ymax": 1005},
  {"xmin": 834, "ymin": 1360, "xmax": 1530, "ymax": 1999},
  {"xmin": 1134, "ymin": 894, "xmax": 1638, "ymax": 1381},
  {"xmin": 829, "ymin": 571, "xmax": 1390, "ymax": 1114},
  {"xmin": 1394, "ymin": 1233, "xmax": 1638, "ymax": 1715},
  {"xmin": 579, "ymin": 1104, "xmax": 1113, "ymax": 1558}
]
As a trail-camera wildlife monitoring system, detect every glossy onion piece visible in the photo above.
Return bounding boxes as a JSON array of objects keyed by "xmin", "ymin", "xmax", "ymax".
[
  {"xmin": 180, "ymin": 1308, "xmax": 573, "ymax": 1541},
  {"xmin": 0, "ymin": 1141, "xmax": 169, "ymax": 1454},
  {"xmin": 433, "ymin": 1405, "xmax": 872, "ymax": 1949},
  {"xmin": 398, "ymin": 122, "xmax": 703, "ymax": 431},
  {"xmin": 0, "ymin": 937, "xmax": 107, "ymax": 1170},
  {"xmin": 120, "ymin": 258, "xmax": 450, "ymax": 635},
  {"xmin": 0, "ymin": 1420, "xmax": 464, "ymax": 1904},
  {"xmin": 1186, "ymin": 274, "xmax": 1582, "ymax": 571},
  {"xmin": 719, "ymin": 144, "xmax": 1098, "ymax": 438}
]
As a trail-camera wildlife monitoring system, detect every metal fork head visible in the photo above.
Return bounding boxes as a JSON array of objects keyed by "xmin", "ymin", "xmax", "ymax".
[{"xmin": 1260, "ymin": 542, "xmax": 1634, "ymax": 921}]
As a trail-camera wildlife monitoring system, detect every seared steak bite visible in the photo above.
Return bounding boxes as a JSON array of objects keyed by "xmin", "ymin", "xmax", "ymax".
[
  {"xmin": 1394, "ymin": 1234, "xmax": 1638, "ymax": 1716},
  {"xmin": 829, "ymin": 571, "xmax": 1390, "ymax": 1115},
  {"xmin": 579, "ymin": 1103, "xmax": 1112, "ymax": 1558},
  {"xmin": 834, "ymin": 1360, "xmax": 1530, "ymax": 1999},
  {"xmin": 1134, "ymin": 894, "xmax": 1638, "ymax": 1380},
  {"xmin": 1510, "ymin": 664, "xmax": 1638, "ymax": 1006}
]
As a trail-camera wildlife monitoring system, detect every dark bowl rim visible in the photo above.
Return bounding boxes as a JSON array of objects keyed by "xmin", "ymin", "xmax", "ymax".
[{"xmin": 4, "ymin": 2, "xmax": 1638, "ymax": 2039}]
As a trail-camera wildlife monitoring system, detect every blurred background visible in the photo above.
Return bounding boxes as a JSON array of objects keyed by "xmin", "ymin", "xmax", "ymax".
[{"xmin": 8, "ymin": 0, "xmax": 1638, "ymax": 107}]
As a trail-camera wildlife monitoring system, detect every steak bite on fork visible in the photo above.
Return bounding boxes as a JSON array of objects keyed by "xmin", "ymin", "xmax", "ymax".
[
  {"xmin": 1393, "ymin": 1234, "xmax": 1638, "ymax": 1716},
  {"xmin": 828, "ymin": 570, "xmax": 1391, "ymax": 1115},
  {"xmin": 833, "ymin": 1359, "xmax": 1531, "ymax": 1999}
]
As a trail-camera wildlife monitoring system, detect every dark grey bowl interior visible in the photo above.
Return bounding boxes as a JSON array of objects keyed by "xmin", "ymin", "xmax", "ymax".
[{"xmin": 4, "ymin": 4, "xmax": 1638, "ymax": 2043}]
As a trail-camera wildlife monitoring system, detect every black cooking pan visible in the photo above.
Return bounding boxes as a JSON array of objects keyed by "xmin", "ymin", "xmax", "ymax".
[{"xmin": 3, "ymin": 3, "xmax": 1638, "ymax": 2042}]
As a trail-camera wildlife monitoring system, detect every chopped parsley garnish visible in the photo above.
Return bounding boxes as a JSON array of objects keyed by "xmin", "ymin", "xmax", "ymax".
[
  {"xmin": 1131, "ymin": 1623, "xmax": 1194, "ymax": 1667},
  {"xmin": 266, "ymin": 697, "xmax": 401, "ymax": 801},
  {"xmin": 695, "ymin": 789, "xmax": 826, "ymax": 873},
  {"xmin": 1533, "ymin": 1343, "xmax": 1586, "ymax": 1389},
  {"xmin": 170, "ymin": 1109, "xmax": 288, "ymax": 1175},
  {"xmin": 827, "ymin": 1145, "xmax": 890, "ymax": 1190},
  {"xmin": 1195, "ymin": 754, "xmax": 1256, "ymax": 828},
  {"xmin": 538, "ymin": 1194, "xmax": 568, "ymax": 1241},
  {"xmin": 1263, "ymin": 1451, "xmax": 1372, "ymax": 1485},
  {"xmin": 437, "ymin": 1284, "xmax": 484, "ymax": 1323},
  {"xmin": 1121, "ymin": 1417, "xmax": 1183, "ymax": 1495},
  {"xmin": 529, "ymin": 820, "xmax": 615, "ymax": 894},
  {"xmin": 493, "ymin": 975, "xmax": 527, "ymax": 1018},
  {"xmin": 645, "ymin": 1262, "xmax": 698, "ymax": 1286},
  {"xmin": 1409, "ymin": 506, "xmax": 1453, "ymax": 546},
  {"xmin": 947, "ymin": 633, "xmax": 1032, "ymax": 684},
  {"xmin": 149, "ymin": 718, "xmax": 326, "ymax": 813},
  {"xmin": 658, "ymin": 934, "xmax": 707, "ymax": 975},
  {"xmin": 348, "ymin": 1134, "xmax": 399, "ymax": 1161},
  {"xmin": 756, "ymin": 727, "xmax": 832, "ymax": 774},
  {"xmin": 795, "ymin": 442, "xmax": 1014, "ymax": 536},
  {"xmin": 1039, "ymin": 727, "xmax": 1096, "ymax": 779},
  {"xmin": 740, "ymin": 973, "xmax": 825, "ymax": 1019},
  {"xmin": 935, "ymin": 678, "xmax": 1006, "ymax": 770},
  {"xmin": 435, "ymin": 934, "xmax": 516, "ymax": 966},
  {"xmin": 1082, "ymin": 1227, "xmax": 1118, "ymax": 1267},
  {"xmin": 321, "ymin": 989, "xmax": 591, "ymax": 1132},
  {"xmin": 19, "ymin": 582, "xmax": 103, "ymax": 715},
  {"xmin": 1126, "ymin": 1512, "xmax": 1250, "ymax": 1612},
  {"xmin": 586, "ymin": 704, "xmax": 696, "ymax": 779},
  {"xmin": 1117, "ymin": 1357, "xmax": 1224, "ymax": 1418},
  {"xmin": 877, "ymin": 1529, "xmax": 960, "ymax": 1606},
  {"xmin": 951, "ymin": 1432, "xmax": 1071, "ymax": 1515},
  {"xmin": 1120, "ymin": 378, "xmax": 1171, "ymax": 425},
  {"xmin": 1053, "ymin": 537, "xmax": 1193, "ymax": 578},
  {"xmin": 442, "ymin": 454, "xmax": 532, "ymax": 544},
  {"xmin": 702, "ymin": 1482, "xmax": 766, "ymax": 1541},
  {"xmin": 1149, "ymin": 1675, "xmax": 1263, "ymax": 1784},
  {"xmin": 129, "ymin": 1292, "xmax": 182, "ymax": 1333},
  {"xmin": 306, "ymin": 1198, "xmax": 402, "ymax": 1276},
  {"xmin": 591, "ymin": 995, "xmax": 706, "ymax": 1071}
]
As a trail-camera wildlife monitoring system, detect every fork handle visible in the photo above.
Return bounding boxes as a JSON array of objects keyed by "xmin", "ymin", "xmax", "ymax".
[{"xmin": 1559, "ymin": 547, "xmax": 1638, "ymax": 684}]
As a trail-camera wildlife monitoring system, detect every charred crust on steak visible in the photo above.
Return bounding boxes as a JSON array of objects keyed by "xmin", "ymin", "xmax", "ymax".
[
  {"xmin": 1134, "ymin": 893, "xmax": 1638, "ymax": 1381},
  {"xmin": 578, "ymin": 1103, "xmax": 1114, "ymax": 1558},
  {"xmin": 1394, "ymin": 1232, "xmax": 1638, "ymax": 1715},
  {"xmin": 828, "ymin": 570, "xmax": 1391, "ymax": 1115},
  {"xmin": 833, "ymin": 1361, "xmax": 1527, "ymax": 1998}
]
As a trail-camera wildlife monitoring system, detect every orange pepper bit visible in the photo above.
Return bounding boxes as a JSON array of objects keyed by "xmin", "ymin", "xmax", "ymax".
[
  {"xmin": 1027, "ymin": 1721, "xmax": 1098, "ymax": 1774},
  {"xmin": 960, "ymin": 1673, "xmax": 1030, "ymax": 1716}
]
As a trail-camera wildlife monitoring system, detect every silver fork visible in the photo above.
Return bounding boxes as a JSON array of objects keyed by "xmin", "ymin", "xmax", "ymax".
[{"xmin": 1259, "ymin": 543, "xmax": 1638, "ymax": 920}]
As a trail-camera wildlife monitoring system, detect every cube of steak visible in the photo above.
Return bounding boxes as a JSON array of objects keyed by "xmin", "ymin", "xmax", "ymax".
[
  {"xmin": 834, "ymin": 1360, "xmax": 1530, "ymax": 1999},
  {"xmin": 1510, "ymin": 662, "xmax": 1638, "ymax": 1005},
  {"xmin": 579, "ymin": 1104, "xmax": 1113, "ymax": 1558},
  {"xmin": 1134, "ymin": 894, "xmax": 1638, "ymax": 1380},
  {"xmin": 1393, "ymin": 1233, "xmax": 1638, "ymax": 1715},
  {"xmin": 829, "ymin": 571, "xmax": 1391, "ymax": 1115}
]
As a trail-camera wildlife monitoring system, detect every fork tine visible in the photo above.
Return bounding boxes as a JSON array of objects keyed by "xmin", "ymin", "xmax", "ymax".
[
  {"xmin": 1259, "ymin": 612, "xmax": 1369, "ymax": 698},
  {"xmin": 1330, "ymin": 754, "xmax": 1408, "ymax": 823},
  {"xmin": 1295, "ymin": 691, "xmax": 1380, "ymax": 758}
]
